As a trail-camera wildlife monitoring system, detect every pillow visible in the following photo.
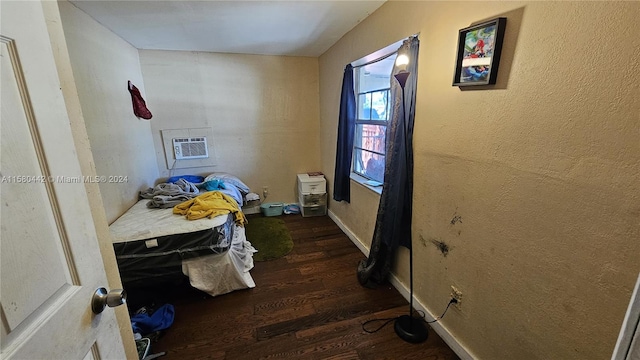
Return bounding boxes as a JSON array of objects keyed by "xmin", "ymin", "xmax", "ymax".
[{"xmin": 204, "ymin": 172, "xmax": 250, "ymax": 194}]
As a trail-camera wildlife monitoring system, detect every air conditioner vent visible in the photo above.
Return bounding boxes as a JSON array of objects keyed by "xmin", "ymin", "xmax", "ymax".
[{"xmin": 172, "ymin": 137, "xmax": 209, "ymax": 160}]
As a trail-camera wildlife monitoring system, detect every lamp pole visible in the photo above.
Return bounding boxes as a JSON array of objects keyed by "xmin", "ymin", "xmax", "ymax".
[{"xmin": 393, "ymin": 69, "xmax": 428, "ymax": 344}]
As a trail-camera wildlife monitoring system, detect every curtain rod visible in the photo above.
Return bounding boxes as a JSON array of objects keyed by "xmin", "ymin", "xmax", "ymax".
[
  {"xmin": 351, "ymin": 34, "xmax": 419, "ymax": 70},
  {"xmin": 351, "ymin": 51, "xmax": 397, "ymax": 70}
]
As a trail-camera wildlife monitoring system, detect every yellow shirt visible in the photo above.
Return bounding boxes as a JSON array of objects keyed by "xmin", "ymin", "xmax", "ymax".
[{"xmin": 173, "ymin": 191, "xmax": 247, "ymax": 225}]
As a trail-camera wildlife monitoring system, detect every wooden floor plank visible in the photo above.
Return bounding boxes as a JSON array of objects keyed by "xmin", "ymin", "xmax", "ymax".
[{"xmin": 145, "ymin": 214, "xmax": 459, "ymax": 360}]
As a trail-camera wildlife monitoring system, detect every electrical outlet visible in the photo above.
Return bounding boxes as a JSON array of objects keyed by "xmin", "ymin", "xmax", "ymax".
[
  {"xmin": 262, "ymin": 186, "xmax": 269, "ymax": 199},
  {"xmin": 450, "ymin": 285, "xmax": 462, "ymax": 309}
]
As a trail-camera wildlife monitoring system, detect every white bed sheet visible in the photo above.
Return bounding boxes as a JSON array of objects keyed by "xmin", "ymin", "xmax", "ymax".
[
  {"xmin": 109, "ymin": 199, "xmax": 228, "ymax": 243},
  {"xmin": 182, "ymin": 225, "xmax": 256, "ymax": 296}
]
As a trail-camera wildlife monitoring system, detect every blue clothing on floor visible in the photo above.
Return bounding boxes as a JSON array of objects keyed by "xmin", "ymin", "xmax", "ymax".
[{"xmin": 131, "ymin": 304, "xmax": 175, "ymax": 335}]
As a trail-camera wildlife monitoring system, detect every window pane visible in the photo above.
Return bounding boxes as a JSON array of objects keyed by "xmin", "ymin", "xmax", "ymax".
[
  {"xmin": 356, "ymin": 124, "xmax": 386, "ymax": 154},
  {"xmin": 359, "ymin": 91, "xmax": 387, "ymax": 120},
  {"xmin": 371, "ymin": 90, "xmax": 388, "ymax": 121},
  {"xmin": 353, "ymin": 148, "xmax": 385, "ymax": 183},
  {"xmin": 358, "ymin": 93, "xmax": 372, "ymax": 120},
  {"xmin": 358, "ymin": 55, "xmax": 397, "ymax": 93}
]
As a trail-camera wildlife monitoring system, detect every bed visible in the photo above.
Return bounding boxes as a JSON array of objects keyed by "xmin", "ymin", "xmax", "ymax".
[{"xmin": 109, "ymin": 198, "xmax": 256, "ymax": 297}]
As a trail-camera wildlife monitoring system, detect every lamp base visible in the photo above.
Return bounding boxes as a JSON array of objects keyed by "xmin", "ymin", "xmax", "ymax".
[{"xmin": 394, "ymin": 315, "xmax": 428, "ymax": 343}]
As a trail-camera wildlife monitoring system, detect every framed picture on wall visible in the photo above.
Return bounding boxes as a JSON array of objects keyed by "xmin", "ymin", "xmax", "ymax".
[{"xmin": 452, "ymin": 17, "xmax": 507, "ymax": 87}]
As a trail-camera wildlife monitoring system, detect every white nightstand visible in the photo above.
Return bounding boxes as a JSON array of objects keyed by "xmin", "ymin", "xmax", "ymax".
[{"xmin": 297, "ymin": 174, "xmax": 327, "ymax": 217}]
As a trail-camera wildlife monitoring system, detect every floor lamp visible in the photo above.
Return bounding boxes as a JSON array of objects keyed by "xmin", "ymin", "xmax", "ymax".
[{"xmin": 392, "ymin": 57, "xmax": 428, "ymax": 344}]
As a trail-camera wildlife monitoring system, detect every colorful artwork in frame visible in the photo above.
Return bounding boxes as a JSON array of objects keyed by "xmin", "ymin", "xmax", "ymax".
[{"xmin": 453, "ymin": 17, "xmax": 507, "ymax": 87}]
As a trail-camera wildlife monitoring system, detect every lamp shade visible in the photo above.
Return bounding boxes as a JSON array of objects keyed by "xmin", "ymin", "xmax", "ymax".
[{"xmin": 394, "ymin": 71, "xmax": 410, "ymax": 89}]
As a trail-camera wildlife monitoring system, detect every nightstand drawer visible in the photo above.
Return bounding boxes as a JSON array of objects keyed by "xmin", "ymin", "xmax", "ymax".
[
  {"xmin": 301, "ymin": 204, "xmax": 327, "ymax": 217},
  {"xmin": 300, "ymin": 193, "xmax": 327, "ymax": 206}
]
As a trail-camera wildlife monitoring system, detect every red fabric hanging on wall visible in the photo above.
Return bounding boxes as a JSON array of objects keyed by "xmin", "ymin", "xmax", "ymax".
[{"xmin": 128, "ymin": 80, "xmax": 152, "ymax": 120}]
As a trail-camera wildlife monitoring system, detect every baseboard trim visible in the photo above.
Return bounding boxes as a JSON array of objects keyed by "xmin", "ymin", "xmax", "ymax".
[
  {"xmin": 328, "ymin": 210, "xmax": 476, "ymax": 360},
  {"xmin": 328, "ymin": 210, "xmax": 370, "ymax": 256}
]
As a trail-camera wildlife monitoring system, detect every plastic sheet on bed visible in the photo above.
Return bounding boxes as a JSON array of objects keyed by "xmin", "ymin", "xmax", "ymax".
[
  {"xmin": 112, "ymin": 214, "xmax": 234, "ymax": 285},
  {"xmin": 109, "ymin": 199, "xmax": 256, "ymax": 294}
]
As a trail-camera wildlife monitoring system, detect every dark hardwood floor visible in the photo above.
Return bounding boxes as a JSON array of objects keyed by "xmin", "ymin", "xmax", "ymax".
[{"xmin": 147, "ymin": 214, "xmax": 459, "ymax": 360}]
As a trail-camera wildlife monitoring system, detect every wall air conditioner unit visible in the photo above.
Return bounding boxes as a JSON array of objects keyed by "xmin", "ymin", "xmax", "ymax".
[{"xmin": 172, "ymin": 137, "xmax": 209, "ymax": 160}]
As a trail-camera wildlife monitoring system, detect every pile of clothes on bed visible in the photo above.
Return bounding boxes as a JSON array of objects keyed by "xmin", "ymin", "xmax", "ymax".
[{"xmin": 139, "ymin": 173, "xmax": 253, "ymax": 223}]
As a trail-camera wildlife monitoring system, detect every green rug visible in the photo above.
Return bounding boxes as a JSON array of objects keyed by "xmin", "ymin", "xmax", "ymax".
[{"xmin": 245, "ymin": 216, "xmax": 293, "ymax": 261}]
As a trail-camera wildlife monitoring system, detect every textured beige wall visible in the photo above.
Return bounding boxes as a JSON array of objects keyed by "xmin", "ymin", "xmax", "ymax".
[
  {"xmin": 139, "ymin": 50, "xmax": 321, "ymax": 203},
  {"xmin": 59, "ymin": 2, "xmax": 159, "ymax": 224},
  {"xmin": 319, "ymin": 1, "xmax": 640, "ymax": 359}
]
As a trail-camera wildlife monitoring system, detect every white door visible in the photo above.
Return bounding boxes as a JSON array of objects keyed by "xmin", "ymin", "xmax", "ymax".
[
  {"xmin": 612, "ymin": 273, "xmax": 640, "ymax": 360},
  {"xmin": 1, "ymin": 1, "xmax": 127, "ymax": 359}
]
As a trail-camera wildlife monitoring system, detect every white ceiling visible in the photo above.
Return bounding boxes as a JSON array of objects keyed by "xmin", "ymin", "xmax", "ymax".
[{"xmin": 69, "ymin": 0, "xmax": 386, "ymax": 57}]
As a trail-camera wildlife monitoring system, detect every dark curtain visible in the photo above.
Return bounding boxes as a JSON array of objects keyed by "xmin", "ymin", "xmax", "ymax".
[
  {"xmin": 333, "ymin": 64, "xmax": 356, "ymax": 203},
  {"xmin": 357, "ymin": 37, "xmax": 420, "ymax": 287}
]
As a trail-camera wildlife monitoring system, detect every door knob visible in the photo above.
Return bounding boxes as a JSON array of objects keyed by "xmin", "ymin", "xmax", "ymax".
[{"xmin": 91, "ymin": 287, "xmax": 127, "ymax": 314}]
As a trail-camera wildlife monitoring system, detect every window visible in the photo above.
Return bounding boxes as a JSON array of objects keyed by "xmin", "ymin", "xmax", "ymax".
[{"xmin": 352, "ymin": 53, "xmax": 397, "ymax": 184}]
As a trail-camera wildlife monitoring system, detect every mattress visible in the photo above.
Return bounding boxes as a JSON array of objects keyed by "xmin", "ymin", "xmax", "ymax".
[
  {"xmin": 109, "ymin": 200, "xmax": 249, "ymax": 290},
  {"xmin": 110, "ymin": 199, "xmax": 229, "ymax": 243}
]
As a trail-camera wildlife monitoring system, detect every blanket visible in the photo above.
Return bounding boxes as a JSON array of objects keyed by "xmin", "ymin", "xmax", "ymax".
[
  {"xmin": 173, "ymin": 191, "xmax": 247, "ymax": 225},
  {"xmin": 140, "ymin": 178, "xmax": 200, "ymax": 208}
]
